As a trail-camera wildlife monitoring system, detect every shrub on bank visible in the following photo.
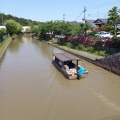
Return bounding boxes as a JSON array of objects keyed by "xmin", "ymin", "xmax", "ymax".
[
  {"xmin": 0, "ymin": 28, "xmax": 6, "ymax": 41},
  {"xmin": 77, "ymin": 44, "xmax": 85, "ymax": 50},
  {"xmin": 44, "ymin": 34, "xmax": 120, "ymax": 56}
]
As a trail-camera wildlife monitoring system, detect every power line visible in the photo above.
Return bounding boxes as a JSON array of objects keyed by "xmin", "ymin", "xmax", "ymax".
[
  {"xmin": 87, "ymin": 0, "xmax": 120, "ymax": 10},
  {"xmin": 85, "ymin": 0, "xmax": 120, "ymax": 19},
  {"xmin": 74, "ymin": 11, "xmax": 83, "ymax": 21},
  {"xmin": 63, "ymin": 14, "xmax": 78, "ymax": 21},
  {"xmin": 88, "ymin": 12, "xmax": 108, "ymax": 19},
  {"xmin": 74, "ymin": 7, "xmax": 87, "ymax": 21},
  {"xmin": 63, "ymin": 0, "xmax": 120, "ymax": 22}
]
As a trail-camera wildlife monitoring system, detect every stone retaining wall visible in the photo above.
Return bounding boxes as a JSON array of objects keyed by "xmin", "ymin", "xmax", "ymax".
[{"xmin": 94, "ymin": 53, "xmax": 120, "ymax": 75}]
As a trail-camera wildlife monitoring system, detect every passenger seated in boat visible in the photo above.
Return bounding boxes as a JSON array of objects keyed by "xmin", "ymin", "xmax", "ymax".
[
  {"xmin": 68, "ymin": 61, "xmax": 75, "ymax": 68},
  {"xmin": 63, "ymin": 65, "xmax": 69, "ymax": 71},
  {"xmin": 63, "ymin": 65, "xmax": 76, "ymax": 76},
  {"xmin": 64, "ymin": 61, "xmax": 75, "ymax": 69}
]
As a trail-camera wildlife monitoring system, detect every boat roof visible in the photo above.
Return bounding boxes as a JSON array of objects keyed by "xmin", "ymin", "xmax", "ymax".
[{"xmin": 53, "ymin": 52, "xmax": 81, "ymax": 62}]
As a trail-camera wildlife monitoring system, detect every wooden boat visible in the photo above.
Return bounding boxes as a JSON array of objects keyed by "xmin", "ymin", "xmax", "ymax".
[{"xmin": 52, "ymin": 52, "xmax": 88, "ymax": 80}]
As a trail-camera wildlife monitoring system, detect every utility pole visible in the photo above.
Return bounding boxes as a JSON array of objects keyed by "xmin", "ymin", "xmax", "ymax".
[
  {"xmin": 63, "ymin": 14, "xmax": 65, "ymax": 21},
  {"xmin": 97, "ymin": 11, "xmax": 99, "ymax": 19},
  {"xmin": 0, "ymin": 13, "xmax": 3, "ymax": 25},
  {"xmin": 83, "ymin": 6, "xmax": 87, "ymax": 36},
  {"xmin": 2, "ymin": 16, "xmax": 3, "ymax": 25},
  {"xmin": 83, "ymin": 6, "xmax": 86, "ymax": 21}
]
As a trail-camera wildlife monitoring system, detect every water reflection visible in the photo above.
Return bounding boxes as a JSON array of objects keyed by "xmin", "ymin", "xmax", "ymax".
[
  {"xmin": 32, "ymin": 40, "xmax": 63, "ymax": 61},
  {"xmin": 8, "ymin": 37, "xmax": 23, "ymax": 53}
]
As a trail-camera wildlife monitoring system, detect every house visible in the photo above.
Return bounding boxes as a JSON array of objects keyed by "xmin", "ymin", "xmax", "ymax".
[
  {"xmin": 117, "ymin": 23, "xmax": 120, "ymax": 31},
  {"xmin": 22, "ymin": 26, "xmax": 30, "ymax": 32},
  {"xmin": 0, "ymin": 25, "xmax": 31, "ymax": 32},
  {"xmin": 93, "ymin": 18, "xmax": 107, "ymax": 27},
  {"xmin": 84, "ymin": 18, "xmax": 107, "ymax": 30},
  {"xmin": 84, "ymin": 19, "xmax": 97, "ymax": 29},
  {"xmin": 84, "ymin": 18, "xmax": 120, "ymax": 31}
]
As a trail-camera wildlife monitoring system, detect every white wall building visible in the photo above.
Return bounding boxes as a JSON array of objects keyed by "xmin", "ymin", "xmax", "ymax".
[
  {"xmin": 22, "ymin": 26, "xmax": 30, "ymax": 32},
  {"xmin": 0, "ymin": 25, "xmax": 6, "ymax": 29}
]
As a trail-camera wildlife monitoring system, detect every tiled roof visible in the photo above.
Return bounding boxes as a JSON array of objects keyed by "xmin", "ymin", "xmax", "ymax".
[
  {"xmin": 84, "ymin": 19, "xmax": 97, "ymax": 28},
  {"xmin": 93, "ymin": 18, "xmax": 107, "ymax": 24}
]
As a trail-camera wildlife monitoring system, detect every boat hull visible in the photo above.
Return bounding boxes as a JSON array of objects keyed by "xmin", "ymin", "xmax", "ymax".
[
  {"xmin": 52, "ymin": 60, "xmax": 87, "ymax": 80},
  {"xmin": 52, "ymin": 60, "xmax": 78, "ymax": 80}
]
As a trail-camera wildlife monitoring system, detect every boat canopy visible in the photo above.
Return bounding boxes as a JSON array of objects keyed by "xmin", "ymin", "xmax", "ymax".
[{"xmin": 53, "ymin": 53, "xmax": 81, "ymax": 62}]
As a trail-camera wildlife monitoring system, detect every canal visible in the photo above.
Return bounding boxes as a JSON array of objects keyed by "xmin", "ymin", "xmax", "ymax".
[{"xmin": 0, "ymin": 36, "xmax": 120, "ymax": 120}]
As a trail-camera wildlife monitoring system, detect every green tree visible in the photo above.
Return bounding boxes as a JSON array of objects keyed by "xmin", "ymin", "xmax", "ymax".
[
  {"xmin": 36, "ymin": 21, "xmax": 72, "ymax": 39},
  {"xmin": 52, "ymin": 20, "xmax": 72, "ymax": 35},
  {"xmin": 72, "ymin": 23, "xmax": 93, "ymax": 36},
  {"xmin": 5, "ymin": 19, "xmax": 22, "ymax": 35},
  {"xmin": 0, "ymin": 13, "xmax": 41, "ymax": 26},
  {"xmin": 58, "ymin": 21, "xmax": 72, "ymax": 35},
  {"xmin": 107, "ymin": 6, "xmax": 120, "ymax": 36},
  {"xmin": 102, "ymin": 23, "xmax": 113, "ymax": 32},
  {"xmin": 71, "ymin": 24, "xmax": 82, "ymax": 35},
  {"xmin": 31, "ymin": 25, "xmax": 39, "ymax": 33},
  {"xmin": 0, "ymin": 28, "xmax": 6, "ymax": 39}
]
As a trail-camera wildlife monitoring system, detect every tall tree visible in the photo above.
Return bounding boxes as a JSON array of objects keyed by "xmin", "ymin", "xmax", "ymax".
[
  {"xmin": 107, "ymin": 6, "xmax": 120, "ymax": 36},
  {"xmin": 5, "ymin": 19, "xmax": 22, "ymax": 35},
  {"xmin": 73, "ymin": 23, "xmax": 93, "ymax": 36},
  {"xmin": 53, "ymin": 20, "xmax": 72, "ymax": 35}
]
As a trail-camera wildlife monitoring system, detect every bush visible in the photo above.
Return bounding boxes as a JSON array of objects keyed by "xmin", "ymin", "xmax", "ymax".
[
  {"xmin": 93, "ymin": 50, "xmax": 107, "ymax": 56},
  {"xmin": 77, "ymin": 44, "xmax": 85, "ymax": 50},
  {"xmin": 66, "ymin": 42, "xmax": 73, "ymax": 48},
  {"xmin": 86, "ymin": 47, "xmax": 95, "ymax": 53},
  {"xmin": 0, "ymin": 28, "xmax": 6, "ymax": 39},
  {"xmin": 58, "ymin": 41, "xmax": 67, "ymax": 46},
  {"xmin": 112, "ymin": 36, "xmax": 120, "ymax": 41}
]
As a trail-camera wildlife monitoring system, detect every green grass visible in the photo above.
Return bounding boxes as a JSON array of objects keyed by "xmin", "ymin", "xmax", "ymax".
[{"xmin": 0, "ymin": 37, "xmax": 11, "ymax": 56}]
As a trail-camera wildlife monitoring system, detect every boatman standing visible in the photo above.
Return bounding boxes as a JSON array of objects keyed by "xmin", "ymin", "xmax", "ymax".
[{"xmin": 77, "ymin": 65, "xmax": 85, "ymax": 79}]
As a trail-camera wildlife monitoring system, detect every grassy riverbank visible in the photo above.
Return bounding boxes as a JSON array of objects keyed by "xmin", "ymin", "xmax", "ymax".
[
  {"xmin": 0, "ymin": 37, "xmax": 11, "ymax": 59},
  {"xmin": 41, "ymin": 39, "xmax": 104, "ymax": 62},
  {"xmin": 41, "ymin": 38, "xmax": 110, "ymax": 57}
]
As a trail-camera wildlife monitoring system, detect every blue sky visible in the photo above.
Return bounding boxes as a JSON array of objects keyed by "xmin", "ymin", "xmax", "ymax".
[{"xmin": 0, "ymin": 0, "xmax": 120, "ymax": 22}]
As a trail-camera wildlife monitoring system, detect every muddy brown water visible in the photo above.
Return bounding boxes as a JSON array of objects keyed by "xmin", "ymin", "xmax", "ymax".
[{"xmin": 0, "ymin": 36, "xmax": 120, "ymax": 120}]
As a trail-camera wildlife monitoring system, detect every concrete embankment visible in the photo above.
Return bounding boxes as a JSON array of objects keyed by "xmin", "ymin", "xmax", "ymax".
[
  {"xmin": 0, "ymin": 37, "xmax": 12, "ymax": 61},
  {"xmin": 47, "ymin": 42, "xmax": 120, "ymax": 75}
]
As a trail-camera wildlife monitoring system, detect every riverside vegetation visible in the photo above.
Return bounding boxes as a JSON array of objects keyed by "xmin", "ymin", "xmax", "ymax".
[{"xmin": 0, "ymin": 6, "xmax": 120, "ymax": 61}]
